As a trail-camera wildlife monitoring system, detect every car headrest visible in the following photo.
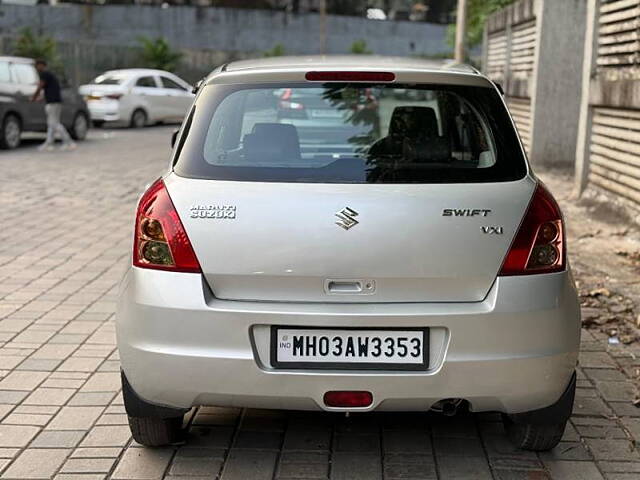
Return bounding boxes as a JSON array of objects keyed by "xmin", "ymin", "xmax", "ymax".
[
  {"xmin": 243, "ymin": 123, "xmax": 301, "ymax": 162},
  {"xmin": 404, "ymin": 136, "xmax": 451, "ymax": 164},
  {"xmin": 389, "ymin": 106, "xmax": 439, "ymax": 139}
]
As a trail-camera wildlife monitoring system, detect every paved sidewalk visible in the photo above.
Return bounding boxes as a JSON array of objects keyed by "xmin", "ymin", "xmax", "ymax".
[{"xmin": 1, "ymin": 128, "xmax": 640, "ymax": 479}]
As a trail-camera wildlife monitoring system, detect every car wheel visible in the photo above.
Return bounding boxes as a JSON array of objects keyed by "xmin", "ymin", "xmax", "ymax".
[
  {"xmin": 127, "ymin": 415, "xmax": 183, "ymax": 447},
  {"xmin": 70, "ymin": 112, "xmax": 89, "ymax": 141},
  {"xmin": 92, "ymin": 120, "xmax": 105, "ymax": 128},
  {"xmin": 0, "ymin": 114, "xmax": 22, "ymax": 150},
  {"xmin": 502, "ymin": 373, "xmax": 575, "ymax": 451},
  {"xmin": 130, "ymin": 109, "xmax": 147, "ymax": 128},
  {"xmin": 502, "ymin": 415, "xmax": 567, "ymax": 451}
]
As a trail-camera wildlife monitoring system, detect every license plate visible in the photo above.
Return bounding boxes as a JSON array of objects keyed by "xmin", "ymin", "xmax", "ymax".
[{"xmin": 270, "ymin": 327, "xmax": 429, "ymax": 370}]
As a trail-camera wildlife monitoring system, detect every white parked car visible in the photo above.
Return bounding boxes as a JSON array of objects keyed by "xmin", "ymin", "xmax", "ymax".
[
  {"xmin": 79, "ymin": 69, "xmax": 193, "ymax": 128},
  {"xmin": 116, "ymin": 56, "xmax": 580, "ymax": 452}
]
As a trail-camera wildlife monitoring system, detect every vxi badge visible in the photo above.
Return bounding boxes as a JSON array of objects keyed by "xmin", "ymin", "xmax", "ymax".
[{"xmin": 335, "ymin": 207, "xmax": 359, "ymax": 230}]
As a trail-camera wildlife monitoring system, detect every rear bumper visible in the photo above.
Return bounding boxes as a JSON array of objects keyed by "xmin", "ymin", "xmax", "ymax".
[
  {"xmin": 116, "ymin": 267, "xmax": 580, "ymax": 414},
  {"xmin": 86, "ymin": 101, "xmax": 124, "ymax": 122}
]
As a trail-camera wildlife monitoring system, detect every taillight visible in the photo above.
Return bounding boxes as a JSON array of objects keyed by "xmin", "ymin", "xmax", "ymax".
[
  {"xmin": 499, "ymin": 183, "xmax": 565, "ymax": 276},
  {"xmin": 133, "ymin": 179, "xmax": 201, "ymax": 273},
  {"xmin": 105, "ymin": 93, "xmax": 123, "ymax": 100}
]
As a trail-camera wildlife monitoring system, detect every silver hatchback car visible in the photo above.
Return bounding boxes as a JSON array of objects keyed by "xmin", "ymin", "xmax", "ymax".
[{"xmin": 116, "ymin": 56, "xmax": 580, "ymax": 451}]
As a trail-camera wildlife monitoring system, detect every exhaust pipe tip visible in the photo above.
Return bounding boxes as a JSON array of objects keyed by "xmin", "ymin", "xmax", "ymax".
[
  {"xmin": 441, "ymin": 400, "xmax": 458, "ymax": 417},
  {"xmin": 431, "ymin": 398, "xmax": 463, "ymax": 417}
]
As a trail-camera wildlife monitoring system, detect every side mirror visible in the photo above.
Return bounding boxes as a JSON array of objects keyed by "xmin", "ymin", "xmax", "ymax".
[{"xmin": 171, "ymin": 129, "xmax": 179, "ymax": 148}]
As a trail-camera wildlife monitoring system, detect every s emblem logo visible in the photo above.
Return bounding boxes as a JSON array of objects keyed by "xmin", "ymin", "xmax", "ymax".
[{"xmin": 335, "ymin": 207, "xmax": 359, "ymax": 230}]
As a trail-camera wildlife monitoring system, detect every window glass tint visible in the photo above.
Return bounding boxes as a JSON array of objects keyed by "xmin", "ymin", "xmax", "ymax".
[
  {"xmin": 0, "ymin": 62, "xmax": 10, "ymax": 83},
  {"xmin": 11, "ymin": 64, "xmax": 38, "ymax": 85},
  {"xmin": 161, "ymin": 77, "xmax": 185, "ymax": 90},
  {"xmin": 175, "ymin": 83, "xmax": 526, "ymax": 184},
  {"xmin": 136, "ymin": 76, "xmax": 157, "ymax": 88}
]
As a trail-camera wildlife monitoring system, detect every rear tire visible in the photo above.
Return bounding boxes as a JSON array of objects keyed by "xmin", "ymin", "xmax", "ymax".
[
  {"xmin": 502, "ymin": 373, "xmax": 576, "ymax": 451},
  {"xmin": 128, "ymin": 415, "xmax": 183, "ymax": 447},
  {"xmin": 0, "ymin": 114, "xmax": 21, "ymax": 150},
  {"xmin": 502, "ymin": 415, "xmax": 567, "ymax": 451},
  {"xmin": 130, "ymin": 109, "xmax": 147, "ymax": 128},
  {"xmin": 70, "ymin": 112, "xmax": 89, "ymax": 141}
]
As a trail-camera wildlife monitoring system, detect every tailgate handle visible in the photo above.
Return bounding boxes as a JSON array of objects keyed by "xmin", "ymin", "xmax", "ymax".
[{"xmin": 325, "ymin": 279, "xmax": 376, "ymax": 294}]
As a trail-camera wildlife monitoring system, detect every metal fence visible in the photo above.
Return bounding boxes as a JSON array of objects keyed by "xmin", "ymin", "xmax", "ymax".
[
  {"xmin": 483, "ymin": 0, "xmax": 537, "ymax": 153},
  {"xmin": 575, "ymin": 0, "xmax": 640, "ymax": 214}
]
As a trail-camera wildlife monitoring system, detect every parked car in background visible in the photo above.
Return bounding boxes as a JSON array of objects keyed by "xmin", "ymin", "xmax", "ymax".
[
  {"xmin": 79, "ymin": 69, "xmax": 194, "ymax": 128},
  {"xmin": 0, "ymin": 56, "xmax": 90, "ymax": 150}
]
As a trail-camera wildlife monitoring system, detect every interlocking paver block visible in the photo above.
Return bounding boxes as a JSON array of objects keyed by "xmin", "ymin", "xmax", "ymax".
[
  {"xmin": 220, "ymin": 449, "xmax": 278, "ymax": 480},
  {"xmin": 0, "ymin": 371, "xmax": 48, "ymax": 391},
  {"xmin": 544, "ymin": 460, "xmax": 605, "ymax": 480},
  {"xmin": 80, "ymin": 425, "xmax": 131, "ymax": 447},
  {"xmin": 282, "ymin": 426, "xmax": 331, "ymax": 451},
  {"xmin": 80, "ymin": 373, "xmax": 120, "ymax": 392},
  {"xmin": 31, "ymin": 430, "xmax": 85, "ymax": 448},
  {"xmin": 168, "ymin": 449, "xmax": 225, "ymax": 476},
  {"xmin": 437, "ymin": 455, "xmax": 493, "ymax": 479},
  {"xmin": 585, "ymin": 438, "xmax": 640, "ymax": 461},
  {"xmin": 0, "ymin": 424, "xmax": 40, "ymax": 447},
  {"xmin": 0, "ymin": 448, "xmax": 69, "ymax": 479},
  {"xmin": 59, "ymin": 458, "xmax": 117, "ymax": 474},
  {"xmin": 24, "ymin": 388, "xmax": 76, "ymax": 406},
  {"xmin": 111, "ymin": 447, "xmax": 173, "ymax": 479},
  {"xmin": 47, "ymin": 406, "xmax": 104, "ymax": 431}
]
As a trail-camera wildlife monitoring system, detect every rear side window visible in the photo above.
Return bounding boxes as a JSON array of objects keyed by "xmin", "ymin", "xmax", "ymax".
[
  {"xmin": 11, "ymin": 64, "xmax": 38, "ymax": 85},
  {"xmin": 136, "ymin": 76, "xmax": 157, "ymax": 88},
  {"xmin": 0, "ymin": 62, "xmax": 10, "ymax": 83},
  {"xmin": 161, "ymin": 77, "xmax": 186, "ymax": 90},
  {"xmin": 174, "ymin": 83, "xmax": 526, "ymax": 183}
]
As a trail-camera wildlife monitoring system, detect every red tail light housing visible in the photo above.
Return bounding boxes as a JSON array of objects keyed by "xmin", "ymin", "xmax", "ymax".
[
  {"xmin": 105, "ymin": 93, "xmax": 123, "ymax": 100},
  {"xmin": 499, "ymin": 183, "xmax": 565, "ymax": 276},
  {"xmin": 133, "ymin": 178, "xmax": 201, "ymax": 273}
]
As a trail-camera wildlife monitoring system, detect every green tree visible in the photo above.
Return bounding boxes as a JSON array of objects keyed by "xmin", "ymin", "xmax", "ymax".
[
  {"xmin": 263, "ymin": 43, "xmax": 286, "ymax": 57},
  {"xmin": 350, "ymin": 40, "xmax": 372, "ymax": 55},
  {"xmin": 137, "ymin": 37, "xmax": 183, "ymax": 72},
  {"xmin": 447, "ymin": 0, "xmax": 516, "ymax": 50},
  {"xmin": 13, "ymin": 28, "xmax": 63, "ymax": 72}
]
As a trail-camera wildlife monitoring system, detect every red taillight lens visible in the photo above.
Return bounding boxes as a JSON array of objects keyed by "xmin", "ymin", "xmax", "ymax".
[
  {"xmin": 106, "ymin": 93, "xmax": 123, "ymax": 100},
  {"xmin": 305, "ymin": 71, "xmax": 395, "ymax": 82},
  {"xmin": 499, "ymin": 183, "xmax": 565, "ymax": 276},
  {"xmin": 133, "ymin": 179, "xmax": 201, "ymax": 273},
  {"xmin": 323, "ymin": 391, "xmax": 373, "ymax": 408}
]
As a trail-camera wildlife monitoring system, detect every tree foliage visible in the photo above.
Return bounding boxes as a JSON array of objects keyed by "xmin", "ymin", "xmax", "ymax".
[
  {"xmin": 350, "ymin": 40, "xmax": 372, "ymax": 55},
  {"xmin": 14, "ymin": 28, "xmax": 57, "ymax": 60},
  {"xmin": 13, "ymin": 28, "xmax": 65, "ymax": 79},
  {"xmin": 263, "ymin": 43, "xmax": 286, "ymax": 57},
  {"xmin": 137, "ymin": 37, "xmax": 183, "ymax": 72},
  {"xmin": 448, "ymin": 0, "xmax": 516, "ymax": 49}
]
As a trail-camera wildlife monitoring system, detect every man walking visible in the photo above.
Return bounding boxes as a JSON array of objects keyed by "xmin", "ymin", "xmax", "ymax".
[{"xmin": 31, "ymin": 59, "xmax": 76, "ymax": 151}]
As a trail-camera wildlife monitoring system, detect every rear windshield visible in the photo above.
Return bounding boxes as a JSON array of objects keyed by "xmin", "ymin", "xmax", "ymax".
[
  {"xmin": 174, "ymin": 83, "xmax": 526, "ymax": 183},
  {"xmin": 92, "ymin": 75, "xmax": 125, "ymax": 85}
]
